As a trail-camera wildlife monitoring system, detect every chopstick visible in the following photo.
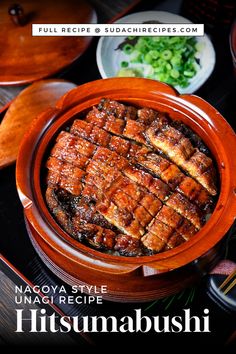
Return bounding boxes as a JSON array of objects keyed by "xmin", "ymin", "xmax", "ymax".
[
  {"xmin": 223, "ymin": 279, "xmax": 236, "ymax": 295},
  {"xmin": 219, "ymin": 270, "xmax": 236, "ymax": 295}
]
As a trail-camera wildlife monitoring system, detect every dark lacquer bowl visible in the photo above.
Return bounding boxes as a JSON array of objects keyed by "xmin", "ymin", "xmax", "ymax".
[{"xmin": 16, "ymin": 78, "xmax": 236, "ymax": 302}]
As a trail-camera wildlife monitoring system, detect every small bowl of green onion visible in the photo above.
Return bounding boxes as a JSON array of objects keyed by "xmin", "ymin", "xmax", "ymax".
[{"xmin": 96, "ymin": 11, "xmax": 216, "ymax": 94}]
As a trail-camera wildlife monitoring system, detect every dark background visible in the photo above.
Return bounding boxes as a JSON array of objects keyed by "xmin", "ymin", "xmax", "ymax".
[{"xmin": 0, "ymin": 0, "xmax": 236, "ymax": 350}]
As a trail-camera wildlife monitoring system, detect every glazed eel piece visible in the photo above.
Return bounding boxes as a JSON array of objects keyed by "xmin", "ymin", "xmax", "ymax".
[
  {"xmin": 70, "ymin": 118, "xmax": 150, "ymax": 158},
  {"xmin": 46, "ymin": 183, "xmax": 145, "ymax": 255},
  {"xmin": 86, "ymin": 105, "xmax": 147, "ymax": 144},
  {"xmin": 47, "ymin": 134, "xmax": 146, "ymax": 255},
  {"xmin": 46, "ymin": 183, "xmax": 143, "ymax": 256},
  {"xmin": 123, "ymin": 165, "xmax": 203, "ymax": 229},
  {"xmin": 87, "ymin": 149, "xmax": 196, "ymax": 252},
  {"xmin": 85, "ymin": 158, "xmax": 168, "ymax": 253},
  {"xmin": 86, "ymin": 149, "xmax": 197, "ymax": 239},
  {"xmin": 89, "ymin": 145, "xmax": 203, "ymax": 230},
  {"xmin": 146, "ymin": 122, "xmax": 217, "ymax": 196},
  {"xmin": 46, "ymin": 131, "xmax": 199, "ymax": 253},
  {"xmin": 93, "ymin": 98, "xmax": 217, "ymax": 196},
  {"xmin": 70, "ymin": 119, "xmax": 213, "ymax": 211},
  {"xmin": 136, "ymin": 153, "xmax": 212, "ymax": 211},
  {"xmin": 49, "ymin": 130, "xmax": 203, "ymax": 229},
  {"xmin": 46, "ymin": 160, "xmax": 118, "ymax": 250}
]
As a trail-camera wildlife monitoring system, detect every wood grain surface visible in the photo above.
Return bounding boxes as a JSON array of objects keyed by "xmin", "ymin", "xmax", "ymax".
[
  {"xmin": 0, "ymin": 0, "xmax": 97, "ymax": 85},
  {"xmin": 0, "ymin": 79, "xmax": 77, "ymax": 169},
  {"xmin": 0, "ymin": 87, "xmax": 23, "ymax": 114}
]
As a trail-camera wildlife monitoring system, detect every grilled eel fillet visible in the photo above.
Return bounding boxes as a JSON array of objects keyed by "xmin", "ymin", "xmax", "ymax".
[
  {"xmin": 90, "ymin": 98, "xmax": 217, "ymax": 196},
  {"xmin": 70, "ymin": 119, "xmax": 213, "ymax": 211},
  {"xmin": 45, "ymin": 99, "xmax": 217, "ymax": 256}
]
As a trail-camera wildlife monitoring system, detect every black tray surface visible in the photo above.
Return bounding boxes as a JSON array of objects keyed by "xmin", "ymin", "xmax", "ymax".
[{"xmin": 1, "ymin": 0, "xmax": 236, "ymax": 350}]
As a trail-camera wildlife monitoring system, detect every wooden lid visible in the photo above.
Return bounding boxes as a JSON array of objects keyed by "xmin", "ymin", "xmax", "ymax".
[{"xmin": 0, "ymin": 0, "xmax": 97, "ymax": 85}]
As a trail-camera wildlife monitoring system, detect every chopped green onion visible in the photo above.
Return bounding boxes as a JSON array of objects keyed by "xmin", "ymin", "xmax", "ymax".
[
  {"xmin": 170, "ymin": 69, "xmax": 180, "ymax": 79},
  {"xmin": 183, "ymin": 70, "xmax": 195, "ymax": 77},
  {"xmin": 123, "ymin": 44, "xmax": 134, "ymax": 55},
  {"xmin": 121, "ymin": 61, "xmax": 129, "ymax": 68},
  {"xmin": 149, "ymin": 50, "xmax": 159, "ymax": 59},
  {"xmin": 117, "ymin": 35, "xmax": 200, "ymax": 88},
  {"xmin": 161, "ymin": 49, "xmax": 172, "ymax": 60},
  {"xmin": 144, "ymin": 52, "xmax": 153, "ymax": 64},
  {"xmin": 165, "ymin": 63, "xmax": 172, "ymax": 71}
]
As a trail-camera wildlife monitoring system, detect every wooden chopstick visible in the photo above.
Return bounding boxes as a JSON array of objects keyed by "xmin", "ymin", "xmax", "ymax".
[
  {"xmin": 223, "ymin": 278, "xmax": 236, "ymax": 295},
  {"xmin": 219, "ymin": 270, "xmax": 236, "ymax": 295}
]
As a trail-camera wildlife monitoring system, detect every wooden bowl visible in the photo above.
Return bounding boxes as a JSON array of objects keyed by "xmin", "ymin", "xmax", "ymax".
[{"xmin": 16, "ymin": 78, "xmax": 236, "ymax": 302}]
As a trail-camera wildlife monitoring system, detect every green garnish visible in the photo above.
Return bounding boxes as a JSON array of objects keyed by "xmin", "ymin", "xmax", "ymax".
[
  {"xmin": 116, "ymin": 36, "xmax": 201, "ymax": 88},
  {"xmin": 123, "ymin": 44, "xmax": 134, "ymax": 55},
  {"xmin": 121, "ymin": 61, "xmax": 129, "ymax": 68}
]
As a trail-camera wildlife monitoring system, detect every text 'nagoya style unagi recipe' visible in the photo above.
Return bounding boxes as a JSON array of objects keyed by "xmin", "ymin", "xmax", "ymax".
[{"xmin": 45, "ymin": 99, "xmax": 218, "ymax": 257}]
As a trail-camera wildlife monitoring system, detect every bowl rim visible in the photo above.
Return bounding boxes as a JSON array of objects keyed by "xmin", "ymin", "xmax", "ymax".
[{"xmin": 16, "ymin": 78, "xmax": 236, "ymax": 274}]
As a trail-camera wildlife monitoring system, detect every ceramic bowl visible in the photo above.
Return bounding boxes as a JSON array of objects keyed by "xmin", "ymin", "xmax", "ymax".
[{"xmin": 96, "ymin": 11, "xmax": 216, "ymax": 94}]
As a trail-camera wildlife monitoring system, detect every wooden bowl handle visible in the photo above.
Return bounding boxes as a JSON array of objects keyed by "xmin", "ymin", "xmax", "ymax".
[
  {"xmin": 8, "ymin": 3, "xmax": 26, "ymax": 26},
  {"xmin": 16, "ymin": 107, "xmax": 59, "ymax": 206},
  {"xmin": 141, "ymin": 264, "xmax": 173, "ymax": 276}
]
